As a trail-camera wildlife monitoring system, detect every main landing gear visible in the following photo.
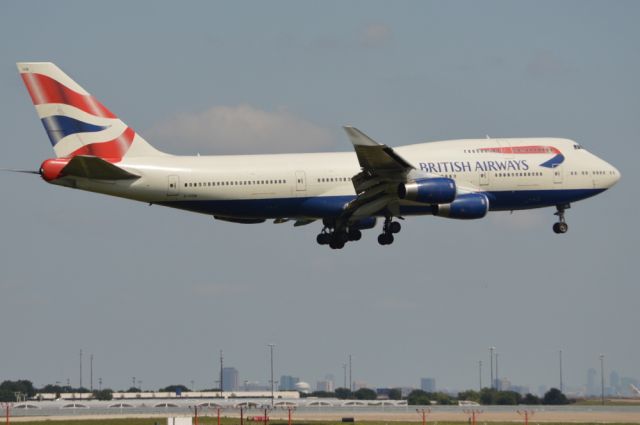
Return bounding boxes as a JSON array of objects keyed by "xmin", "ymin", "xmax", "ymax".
[
  {"xmin": 316, "ymin": 223, "xmax": 362, "ymax": 250},
  {"xmin": 553, "ymin": 204, "xmax": 570, "ymax": 234},
  {"xmin": 377, "ymin": 217, "xmax": 401, "ymax": 246}
]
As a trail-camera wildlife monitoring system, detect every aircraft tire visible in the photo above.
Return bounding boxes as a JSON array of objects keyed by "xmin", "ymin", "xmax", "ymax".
[
  {"xmin": 553, "ymin": 222, "xmax": 568, "ymax": 234},
  {"xmin": 348, "ymin": 229, "xmax": 362, "ymax": 241},
  {"xmin": 378, "ymin": 233, "xmax": 394, "ymax": 245},
  {"xmin": 389, "ymin": 221, "xmax": 401, "ymax": 234}
]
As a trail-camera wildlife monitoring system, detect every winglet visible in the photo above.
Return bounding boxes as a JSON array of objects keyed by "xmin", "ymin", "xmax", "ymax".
[
  {"xmin": 343, "ymin": 126, "xmax": 381, "ymax": 147},
  {"xmin": 344, "ymin": 126, "xmax": 414, "ymax": 172}
]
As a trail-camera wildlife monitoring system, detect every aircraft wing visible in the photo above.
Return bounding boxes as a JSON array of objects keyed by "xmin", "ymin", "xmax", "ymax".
[{"xmin": 341, "ymin": 126, "xmax": 415, "ymax": 220}]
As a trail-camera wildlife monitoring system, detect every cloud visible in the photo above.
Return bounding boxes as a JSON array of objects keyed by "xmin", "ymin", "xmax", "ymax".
[
  {"xmin": 190, "ymin": 282, "xmax": 248, "ymax": 297},
  {"xmin": 360, "ymin": 23, "xmax": 392, "ymax": 48},
  {"xmin": 525, "ymin": 50, "xmax": 572, "ymax": 78},
  {"xmin": 146, "ymin": 105, "xmax": 335, "ymax": 154}
]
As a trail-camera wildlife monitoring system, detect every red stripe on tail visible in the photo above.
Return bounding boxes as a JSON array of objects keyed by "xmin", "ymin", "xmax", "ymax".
[
  {"xmin": 69, "ymin": 127, "xmax": 135, "ymax": 161},
  {"xmin": 21, "ymin": 73, "xmax": 116, "ymax": 119}
]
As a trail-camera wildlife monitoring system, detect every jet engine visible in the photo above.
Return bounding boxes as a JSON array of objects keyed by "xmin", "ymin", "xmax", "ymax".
[
  {"xmin": 398, "ymin": 177, "xmax": 457, "ymax": 204},
  {"xmin": 434, "ymin": 193, "xmax": 489, "ymax": 219}
]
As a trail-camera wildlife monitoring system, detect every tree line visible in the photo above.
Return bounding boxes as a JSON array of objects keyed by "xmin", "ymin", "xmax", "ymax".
[
  {"xmin": 1, "ymin": 380, "xmax": 571, "ymax": 405},
  {"xmin": 304, "ymin": 386, "xmax": 571, "ymax": 405}
]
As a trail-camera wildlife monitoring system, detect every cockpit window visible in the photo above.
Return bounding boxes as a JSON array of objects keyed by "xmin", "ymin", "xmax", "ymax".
[{"xmin": 573, "ymin": 144, "xmax": 584, "ymax": 150}]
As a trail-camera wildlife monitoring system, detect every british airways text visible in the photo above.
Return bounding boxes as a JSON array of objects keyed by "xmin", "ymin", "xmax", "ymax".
[{"xmin": 419, "ymin": 160, "xmax": 529, "ymax": 174}]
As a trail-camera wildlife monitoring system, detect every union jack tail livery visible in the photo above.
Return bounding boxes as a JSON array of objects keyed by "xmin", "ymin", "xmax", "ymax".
[{"xmin": 17, "ymin": 62, "xmax": 164, "ymax": 160}]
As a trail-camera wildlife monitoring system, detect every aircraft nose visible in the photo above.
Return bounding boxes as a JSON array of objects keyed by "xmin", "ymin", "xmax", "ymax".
[
  {"xmin": 607, "ymin": 163, "xmax": 621, "ymax": 187},
  {"xmin": 613, "ymin": 166, "xmax": 621, "ymax": 184}
]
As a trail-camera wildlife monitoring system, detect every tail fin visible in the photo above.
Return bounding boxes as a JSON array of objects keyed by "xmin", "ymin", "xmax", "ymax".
[{"xmin": 17, "ymin": 62, "xmax": 166, "ymax": 160}]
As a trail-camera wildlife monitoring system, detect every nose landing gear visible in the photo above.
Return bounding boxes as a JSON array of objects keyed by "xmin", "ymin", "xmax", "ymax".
[{"xmin": 553, "ymin": 204, "xmax": 570, "ymax": 234}]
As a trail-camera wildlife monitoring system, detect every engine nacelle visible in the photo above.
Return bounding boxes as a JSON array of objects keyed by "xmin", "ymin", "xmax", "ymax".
[
  {"xmin": 398, "ymin": 177, "xmax": 456, "ymax": 204},
  {"xmin": 349, "ymin": 217, "xmax": 377, "ymax": 230},
  {"xmin": 435, "ymin": 193, "xmax": 489, "ymax": 220}
]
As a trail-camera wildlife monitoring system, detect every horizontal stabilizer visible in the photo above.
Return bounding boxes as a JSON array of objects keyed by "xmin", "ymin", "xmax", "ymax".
[{"xmin": 61, "ymin": 156, "xmax": 140, "ymax": 180}]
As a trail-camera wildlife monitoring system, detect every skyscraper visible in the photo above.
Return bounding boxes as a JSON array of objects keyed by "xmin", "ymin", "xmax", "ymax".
[
  {"xmin": 420, "ymin": 378, "xmax": 436, "ymax": 392},
  {"xmin": 222, "ymin": 367, "xmax": 239, "ymax": 391},
  {"xmin": 279, "ymin": 375, "xmax": 299, "ymax": 391},
  {"xmin": 316, "ymin": 380, "xmax": 334, "ymax": 392}
]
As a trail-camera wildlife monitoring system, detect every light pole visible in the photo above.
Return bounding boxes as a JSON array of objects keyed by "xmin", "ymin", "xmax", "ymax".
[
  {"xmin": 559, "ymin": 350, "xmax": 563, "ymax": 393},
  {"xmin": 600, "ymin": 354, "xmax": 605, "ymax": 405},
  {"xmin": 349, "ymin": 354, "xmax": 353, "ymax": 392},
  {"xmin": 478, "ymin": 360, "xmax": 482, "ymax": 391},
  {"xmin": 495, "ymin": 352, "xmax": 499, "ymax": 391},
  {"xmin": 90, "ymin": 354, "xmax": 94, "ymax": 392},
  {"xmin": 268, "ymin": 344, "xmax": 275, "ymax": 407},
  {"xmin": 219, "ymin": 350, "xmax": 224, "ymax": 397},
  {"xmin": 342, "ymin": 363, "xmax": 347, "ymax": 389},
  {"xmin": 489, "ymin": 347, "xmax": 495, "ymax": 390},
  {"xmin": 79, "ymin": 349, "xmax": 83, "ymax": 389}
]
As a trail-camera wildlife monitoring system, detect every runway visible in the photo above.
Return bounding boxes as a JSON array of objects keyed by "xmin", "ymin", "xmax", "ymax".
[{"xmin": 9, "ymin": 404, "xmax": 640, "ymax": 423}]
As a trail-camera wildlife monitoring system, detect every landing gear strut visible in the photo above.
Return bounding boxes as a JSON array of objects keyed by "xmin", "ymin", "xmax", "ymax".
[
  {"xmin": 553, "ymin": 204, "xmax": 570, "ymax": 234},
  {"xmin": 378, "ymin": 217, "xmax": 401, "ymax": 246}
]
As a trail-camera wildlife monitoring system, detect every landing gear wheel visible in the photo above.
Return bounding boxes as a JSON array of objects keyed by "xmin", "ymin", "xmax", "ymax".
[
  {"xmin": 553, "ymin": 222, "xmax": 568, "ymax": 234},
  {"xmin": 316, "ymin": 233, "xmax": 330, "ymax": 245},
  {"xmin": 389, "ymin": 221, "xmax": 401, "ymax": 234},
  {"xmin": 378, "ymin": 233, "xmax": 394, "ymax": 245},
  {"xmin": 348, "ymin": 229, "xmax": 362, "ymax": 241},
  {"xmin": 335, "ymin": 231, "xmax": 349, "ymax": 244},
  {"xmin": 329, "ymin": 239, "xmax": 345, "ymax": 249}
]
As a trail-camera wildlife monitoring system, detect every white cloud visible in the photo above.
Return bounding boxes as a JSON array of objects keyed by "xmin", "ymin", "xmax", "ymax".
[
  {"xmin": 146, "ymin": 104, "xmax": 335, "ymax": 154},
  {"xmin": 190, "ymin": 282, "xmax": 248, "ymax": 297},
  {"xmin": 361, "ymin": 23, "xmax": 392, "ymax": 48},
  {"xmin": 525, "ymin": 50, "xmax": 572, "ymax": 78}
]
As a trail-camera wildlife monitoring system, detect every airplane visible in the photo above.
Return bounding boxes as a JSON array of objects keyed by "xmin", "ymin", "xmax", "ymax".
[{"xmin": 10, "ymin": 62, "xmax": 620, "ymax": 249}]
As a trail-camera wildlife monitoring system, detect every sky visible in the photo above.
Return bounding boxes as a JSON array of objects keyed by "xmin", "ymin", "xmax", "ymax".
[{"xmin": 0, "ymin": 1, "xmax": 638, "ymax": 394}]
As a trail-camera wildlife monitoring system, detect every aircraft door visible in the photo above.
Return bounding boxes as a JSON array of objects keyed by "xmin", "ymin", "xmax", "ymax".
[
  {"xmin": 167, "ymin": 175, "xmax": 180, "ymax": 196},
  {"xmin": 295, "ymin": 170, "xmax": 307, "ymax": 192},
  {"xmin": 479, "ymin": 172, "xmax": 489, "ymax": 186},
  {"xmin": 553, "ymin": 166, "xmax": 563, "ymax": 184}
]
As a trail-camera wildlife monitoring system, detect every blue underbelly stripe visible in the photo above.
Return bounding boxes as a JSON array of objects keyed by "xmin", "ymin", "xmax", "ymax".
[{"xmin": 156, "ymin": 188, "xmax": 605, "ymax": 218}]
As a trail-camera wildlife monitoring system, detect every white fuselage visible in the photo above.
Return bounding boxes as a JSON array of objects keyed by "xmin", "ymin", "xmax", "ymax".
[{"xmin": 53, "ymin": 137, "xmax": 619, "ymax": 220}]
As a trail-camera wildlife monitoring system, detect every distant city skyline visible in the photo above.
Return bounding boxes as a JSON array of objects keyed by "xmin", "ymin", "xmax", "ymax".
[{"xmin": 18, "ymin": 350, "xmax": 638, "ymax": 398}]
